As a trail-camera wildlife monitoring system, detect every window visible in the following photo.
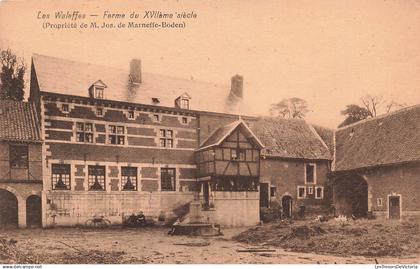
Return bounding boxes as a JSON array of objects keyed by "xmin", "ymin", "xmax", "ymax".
[
  {"xmin": 108, "ymin": 125, "xmax": 125, "ymax": 145},
  {"xmin": 128, "ymin": 110, "xmax": 135, "ymax": 119},
  {"xmin": 297, "ymin": 186, "xmax": 306, "ymax": 199},
  {"xmin": 159, "ymin": 129, "xmax": 173, "ymax": 148},
  {"xmin": 153, "ymin": 114, "xmax": 160, "ymax": 122},
  {"xmin": 76, "ymin": 122, "xmax": 94, "ymax": 143},
  {"xmin": 305, "ymin": 163, "xmax": 316, "ymax": 184},
  {"xmin": 52, "ymin": 164, "xmax": 71, "ymax": 190},
  {"xmin": 62, "ymin": 104, "xmax": 69, "ymax": 112},
  {"xmin": 88, "ymin": 165, "xmax": 105, "ymax": 191},
  {"xmin": 315, "ymin": 186, "xmax": 324, "ymax": 199},
  {"xmin": 377, "ymin": 198, "xmax": 383, "ymax": 207},
  {"xmin": 180, "ymin": 99, "xmax": 189, "ymax": 109},
  {"xmin": 121, "ymin": 167, "xmax": 137, "ymax": 191},
  {"xmin": 161, "ymin": 168, "xmax": 176, "ymax": 191},
  {"xmin": 270, "ymin": 186, "xmax": 276, "ymax": 197},
  {"xmin": 182, "ymin": 117, "xmax": 188, "ymax": 124},
  {"xmin": 231, "ymin": 149, "xmax": 245, "ymax": 161},
  {"xmin": 96, "ymin": 107, "xmax": 103, "ymax": 116},
  {"xmin": 95, "ymin": 87, "xmax": 104, "ymax": 99},
  {"xmin": 308, "ymin": 186, "xmax": 313, "ymax": 195},
  {"xmin": 152, "ymin": 98, "xmax": 160, "ymax": 104},
  {"xmin": 9, "ymin": 145, "xmax": 28, "ymax": 168}
]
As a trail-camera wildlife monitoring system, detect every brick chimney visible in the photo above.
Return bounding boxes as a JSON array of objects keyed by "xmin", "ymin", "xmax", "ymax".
[
  {"xmin": 130, "ymin": 59, "xmax": 142, "ymax": 84},
  {"xmin": 230, "ymin": 75, "xmax": 243, "ymax": 98}
]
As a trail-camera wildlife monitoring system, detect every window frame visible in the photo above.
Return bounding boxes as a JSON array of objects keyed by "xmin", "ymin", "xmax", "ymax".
[
  {"xmin": 121, "ymin": 166, "xmax": 138, "ymax": 191},
  {"xmin": 315, "ymin": 186, "xmax": 324, "ymax": 199},
  {"xmin": 94, "ymin": 87, "xmax": 104, "ymax": 99},
  {"xmin": 75, "ymin": 122, "xmax": 94, "ymax": 143},
  {"xmin": 88, "ymin": 165, "xmax": 106, "ymax": 191},
  {"xmin": 159, "ymin": 129, "xmax": 174, "ymax": 148},
  {"xmin": 304, "ymin": 163, "xmax": 316, "ymax": 184},
  {"xmin": 307, "ymin": 186, "xmax": 314, "ymax": 195},
  {"xmin": 51, "ymin": 164, "xmax": 71, "ymax": 190},
  {"xmin": 180, "ymin": 98, "xmax": 189, "ymax": 109},
  {"xmin": 128, "ymin": 110, "xmax": 135, "ymax": 119},
  {"xmin": 96, "ymin": 107, "xmax": 104, "ymax": 116},
  {"xmin": 9, "ymin": 144, "xmax": 29, "ymax": 169},
  {"xmin": 161, "ymin": 168, "xmax": 176, "ymax": 191},
  {"xmin": 297, "ymin": 186, "xmax": 306, "ymax": 199},
  {"xmin": 62, "ymin": 104, "xmax": 69, "ymax": 113},
  {"xmin": 108, "ymin": 124, "xmax": 125, "ymax": 145}
]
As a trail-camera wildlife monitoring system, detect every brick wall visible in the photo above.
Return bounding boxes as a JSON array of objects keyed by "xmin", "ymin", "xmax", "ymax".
[{"xmin": 260, "ymin": 158, "xmax": 332, "ymax": 214}]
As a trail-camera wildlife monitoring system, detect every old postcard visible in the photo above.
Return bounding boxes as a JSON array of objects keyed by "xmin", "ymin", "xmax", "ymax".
[{"xmin": 0, "ymin": 0, "xmax": 419, "ymax": 267}]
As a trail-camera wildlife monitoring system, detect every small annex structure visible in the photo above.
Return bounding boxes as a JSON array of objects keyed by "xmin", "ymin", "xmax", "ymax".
[
  {"xmin": 195, "ymin": 120, "xmax": 264, "ymax": 226},
  {"xmin": 0, "ymin": 100, "xmax": 43, "ymax": 228},
  {"xmin": 250, "ymin": 117, "xmax": 333, "ymax": 217}
]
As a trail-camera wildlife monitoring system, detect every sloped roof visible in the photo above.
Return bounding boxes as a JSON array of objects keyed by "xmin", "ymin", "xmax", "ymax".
[
  {"xmin": 32, "ymin": 54, "xmax": 251, "ymax": 115},
  {"xmin": 250, "ymin": 117, "xmax": 332, "ymax": 160},
  {"xmin": 0, "ymin": 100, "xmax": 41, "ymax": 142},
  {"xmin": 312, "ymin": 124, "xmax": 334, "ymax": 156},
  {"xmin": 198, "ymin": 120, "xmax": 264, "ymax": 150},
  {"xmin": 334, "ymin": 104, "xmax": 420, "ymax": 171}
]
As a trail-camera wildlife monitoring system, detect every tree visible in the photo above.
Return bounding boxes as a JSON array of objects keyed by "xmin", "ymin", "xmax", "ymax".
[
  {"xmin": 0, "ymin": 49, "xmax": 26, "ymax": 101},
  {"xmin": 338, "ymin": 104, "xmax": 371, "ymax": 128},
  {"xmin": 339, "ymin": 94, "xmax": 406, "ymax": 127},
  {"xmin": 269, "ymin": 97, "xmax": 310, "ymax": 119}
]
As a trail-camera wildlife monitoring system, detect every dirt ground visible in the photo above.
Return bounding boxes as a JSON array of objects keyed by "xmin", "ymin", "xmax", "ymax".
[{"xmin": 0, "ymin": 224, "xmax": 419, "ymax": 264}]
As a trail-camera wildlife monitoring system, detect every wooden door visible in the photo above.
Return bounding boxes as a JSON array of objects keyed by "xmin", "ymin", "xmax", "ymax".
[{"xmin": 389, "ymin": 196, "xmax": 400, "ymax": 220}]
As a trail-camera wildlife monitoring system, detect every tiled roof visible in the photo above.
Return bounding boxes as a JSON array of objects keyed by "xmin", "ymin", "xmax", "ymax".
[
  {"xmin": 312, "ymin": 124, "xmax": 334, "ymax": 156},
  {"xmin": 334, "ymin": 104, "xmax": 420, "ymax": 171},
  {"xmin": 250, "ymin": 117, "xmax": 332, "ymax": 160},
  {"xmin": 198, "ymin": 120, "xmax": 264, "ymax": 150},
  {"xmin": 32, "ymin": 54, "xmax": 251, "ymax": 115},
  {"xmin": 0, "ymin": 100, "xmax": 41, "ymax": 142}
]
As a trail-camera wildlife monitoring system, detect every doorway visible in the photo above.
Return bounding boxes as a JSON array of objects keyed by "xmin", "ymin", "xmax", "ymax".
[
  {"xmin": 26, "ymin": 195, "xmax": 42, "ymax": 227},
  {"xmin": 282, "ymin": 195, "xmax": 293, "ymax": 218},
  {"xmin": 202, "ymin": 182, "xmax": 210, "ymax": 209},
  {"xmin": 0, "ymin": 189, "xmax": 18, "ymax": 228},
  {"xmin": 388, "ymin": 195, "xmax": 401, "ymax": 220},
  {"xmin": 259, "ymin": 183, "xmax": 269, "ymax": 208}
]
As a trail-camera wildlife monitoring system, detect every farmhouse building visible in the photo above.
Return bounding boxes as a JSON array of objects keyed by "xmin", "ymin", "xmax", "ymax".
[
  {"xmin": 0, "ymin": 53, "xmax": 416, "ymax": 228},
  {"xmin": 0, "ymin": 100, "xmax": 43, "ymax": 228}
]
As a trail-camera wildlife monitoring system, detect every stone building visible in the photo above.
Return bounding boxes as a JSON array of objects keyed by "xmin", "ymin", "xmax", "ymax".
[
  {"xmin": 251, "ymin": 117, "xmax": 333, "ymax": 218},
  {"xmin": 28, "ymin": 54, "xmax": 259, "ymax": 227},
  {"xmin": 0, "ymin": 100, "xmax": 43, "ymax": 228},
  {"xmin": 333, "ymin": 105, "xmax": 420, "ymax": 219},
  {"xmin": 22, "ymin": 53, "xmax": 419, "ymax": 228}
]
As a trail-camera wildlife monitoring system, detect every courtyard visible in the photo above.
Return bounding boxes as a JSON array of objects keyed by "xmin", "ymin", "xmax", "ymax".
[{"xmin": 1, "ymin": 218, "xmax": 419, "ymax": 264}]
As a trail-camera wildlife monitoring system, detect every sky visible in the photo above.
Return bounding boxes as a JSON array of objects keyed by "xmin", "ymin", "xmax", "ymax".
[{"xmin": 1, "ymin": 0, "xmax": 420, "ymax": 128}]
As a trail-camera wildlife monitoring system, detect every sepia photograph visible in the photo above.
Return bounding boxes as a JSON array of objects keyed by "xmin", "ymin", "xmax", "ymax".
[{"xmin": 0, "ymin": 0, "xmax": 419, "ymax": 267}]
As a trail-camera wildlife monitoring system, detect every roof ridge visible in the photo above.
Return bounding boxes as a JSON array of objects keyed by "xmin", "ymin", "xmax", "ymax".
[
  {"xmin": 337, "ymin": 103, "xmax": 420, "ymax": 131},
  {"xmin": 32, "ymin": 53, "xmax": 229, "ymax": 88}
]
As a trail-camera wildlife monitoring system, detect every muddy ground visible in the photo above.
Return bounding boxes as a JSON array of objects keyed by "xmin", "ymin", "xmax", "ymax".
[{"xmin": 0, "ymin": 221, "xmax": 419, "ymax": 264}]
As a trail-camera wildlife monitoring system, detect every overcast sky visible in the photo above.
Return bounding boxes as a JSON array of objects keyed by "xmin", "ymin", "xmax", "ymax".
[{"xmin": 1, "ymin": 0, "xmax": 420, "ymax": 128}]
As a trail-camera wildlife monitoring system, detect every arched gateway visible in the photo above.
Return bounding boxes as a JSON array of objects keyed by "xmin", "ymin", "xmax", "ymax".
[
  {"xmin": 0, "ymin": 189, "xmax": 19, "ymax": 228},
  {"xmin": 333, "ymin": 175, "xmax": 368, "ymax": 218}
]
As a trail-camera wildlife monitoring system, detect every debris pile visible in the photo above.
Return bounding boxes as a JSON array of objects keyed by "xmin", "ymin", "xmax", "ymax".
[{"xmin": 233, "ymin": 218, "xmax": 420, "ymax": 257}]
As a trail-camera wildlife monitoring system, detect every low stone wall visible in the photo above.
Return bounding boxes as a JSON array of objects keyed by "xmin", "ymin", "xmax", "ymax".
[
  {"xmin": 210, "ymin": 191, "xmax": 260, "ymax": 227},
  {"xmin": 43, "ymin": 191, "xmax": 194, "ymax": 227}
]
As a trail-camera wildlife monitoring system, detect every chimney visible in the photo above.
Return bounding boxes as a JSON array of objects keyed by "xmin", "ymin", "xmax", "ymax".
[
  {"xmin": 130, "ymin": 59, "xmax": 142, "ymax": 84},
  {"xmin": 230, "ymin": 74, "xmax": 243, "ymax": 98}
]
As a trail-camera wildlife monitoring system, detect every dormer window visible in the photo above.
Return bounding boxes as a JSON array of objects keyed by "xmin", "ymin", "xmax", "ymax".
[
  {"xmin": 181, "ymin": 99, "xmax": 189, "ymax": 109},
  {"xmin": 175, "ymin": 92, "xmax": 191, "ymax": 110},
  {"xmin": 152, "ymin": 98, "xmax": 160, "ymax": 104},
  {"xmin": 95, "ymin": 87, "xmax": 104, "ymax": 99},
  {"xmin": 89, "ymin": 80, "xmax": 107, "ymax": 99}
]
